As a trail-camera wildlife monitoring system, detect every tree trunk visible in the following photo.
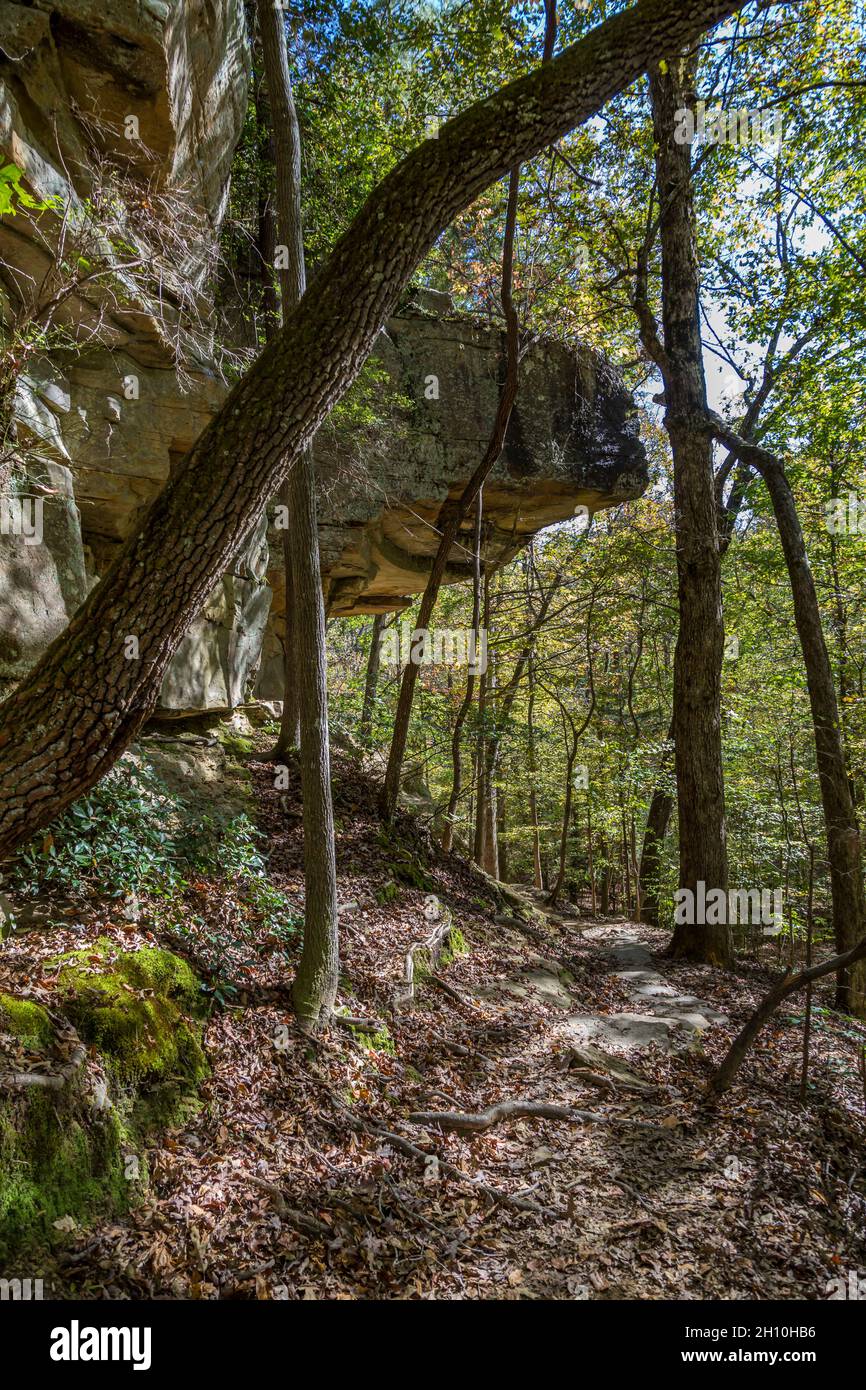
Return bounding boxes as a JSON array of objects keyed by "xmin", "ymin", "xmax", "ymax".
[
  {"xmin": 649, "ymin": 57, "xmax": 731, "ymax": 967},
  {"xmin": 638, "ymin": 719, "xmax": 675, "ymax": 926},
  {"xmin": 257, "ymin": 0, "xmax": 338, "ymax": 1028},
  {"xmin": 548, "ymin": 751, "xmax": 576, "ymax": 908},
  {"xmin": 252, "ymin": 45, "xmax": 300, "ymax": 758},
  {"xmin": 496, "ymin": 784, "xmax": 508, "ymax": 883},
  {"xmin": 712, "ymin": 422, "xmax": 866, "ymax": 1016},
  {"xmin": 359, "ymin": 614, "xmax": 385, "ymax": 746},
  {"xmin": 475, "ymin": 570, "xmax": 499, "ymax": 875},
  {"xmin": 586, "ymin": 798, "xmax": 596, "ymax": 915},
  {"xmin": 527, "ymin": 661, "xmax": 544, "ymax": 889},
  {"xmin": 600, "ymin": 834, "xmax": 611, "ymax": 915},
  {"xmin": 0, "ymin": 0, "xmax": 750, "ymax": 864},
  {"xmin": 442, "ymin": 495, "xmax": 483, "ymax": 852}
]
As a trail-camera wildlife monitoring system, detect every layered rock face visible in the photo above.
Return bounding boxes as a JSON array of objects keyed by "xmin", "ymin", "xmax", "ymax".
[{"xmin": 1, "ymin": 0, "xmax": 648, "ymax": 715}]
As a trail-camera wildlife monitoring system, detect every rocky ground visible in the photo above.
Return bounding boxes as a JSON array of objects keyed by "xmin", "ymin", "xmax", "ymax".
[{"xmin": 1, "ymin": 735, "xmax": 865, "ymax": 1301}]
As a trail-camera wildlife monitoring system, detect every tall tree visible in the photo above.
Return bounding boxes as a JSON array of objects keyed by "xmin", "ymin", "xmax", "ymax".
[
  {"xmin": 359, "ymin": 614, "xmax": 386, "ymax": 747},
  {"xmin": 711, "ymin": 423, "xmax": 866, "ymax": 1015},
  {"xmin": 648, "ymin": 55, "xmax": 732, "ymax": 966},
  {"xmin": 256, "ymin": 0, "xmax": 338, "ymax": 1028}
]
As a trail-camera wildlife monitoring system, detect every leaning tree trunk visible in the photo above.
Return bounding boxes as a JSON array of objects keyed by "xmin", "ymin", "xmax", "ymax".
[
  {"xmin": 649, "ymin": 57, "xmax": 731, "ymax": 967},
  {"xmin": 257, "ymin": 0, "xmax": 338, "ymax": 1027},
  {"xmin": 0, "ymin": 0, "xmax": 749, "ymax": 865},
  {"xmin": 712, "ymin": 423, "xmax": 866, "ymax": 1017}
]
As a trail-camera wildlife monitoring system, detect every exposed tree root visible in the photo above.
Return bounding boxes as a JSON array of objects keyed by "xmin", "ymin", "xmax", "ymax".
[
  {"xmin": 332, "ymin": 1105, "xmax": 560, "ymax": 1218},
  {"xmin": 408, "ymin": 1099, "xmax": 662, "ymax": 1134},
  {"xmin": 391, "ymin": 901, "xmax": 456, "ymax": 1010},
  {"xmin": 0, "ymin": 1020, "xmax": 87, "ymax": 1092}
]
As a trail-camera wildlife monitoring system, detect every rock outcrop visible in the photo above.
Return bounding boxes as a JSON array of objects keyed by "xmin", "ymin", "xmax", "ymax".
[{"xmin": 1, "ymin": 0, "xmax": 648, "ymax": 715}]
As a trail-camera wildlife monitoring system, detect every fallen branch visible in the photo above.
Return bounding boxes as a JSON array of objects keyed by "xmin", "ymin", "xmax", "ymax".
[{"xmin": 708, "ymin": 934, "xmax": 866, "ymax": 1095}]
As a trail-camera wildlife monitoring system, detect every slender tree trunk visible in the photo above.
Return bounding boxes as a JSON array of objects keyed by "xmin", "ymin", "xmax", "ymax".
[
  {"xmin": 475, "ymin": 570, "xmax": 499, "ymax": 875},
  {"xmin": 638, "ymin": 718, "xmax": 675, "ymax": 926},
  {"xmin": 600, "ymin": 834, "xmax": 611, "ymax": 915},
  {"xmin": 586, "ymin": 797, "xmax": 596, "ymax": 915},
  {"xmin": 359, "ymin": 613, "xmax": 385, "ymax": 746},
  {"xmin": 257, "ymin": 0, "xmax": 338, "ymax": 1027},
  {"xmin": 442, "ymin": 495, "xmax": 483, "ymax": 852},
  {"xmin": 0, "ymin": 0, "xmax": 751, "ymax": 863},
  {"xmin": 649, "ymin": 57, "xmax": 731, "ymax": 966},
  {"xmin": 713, "ymin": 423, "xmax": 866, "ymax": 1016},
  {"xmin": 527, "ymin": 661, "xmax": 544, "ymax": 889},
  {"xmin": 497, "ymin": 783, "xmax": 508, "ymax": 883},
  {"xmin": 548, "ymin": 750, "xmax": 576, "ymax": 908},
  {"xmin": 252, "ymin": 51, "xmax": 300, "ymax": 755}
]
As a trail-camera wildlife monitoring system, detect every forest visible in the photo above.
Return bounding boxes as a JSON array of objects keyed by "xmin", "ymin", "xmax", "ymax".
[{"xmin": 0, "ymin": 0, "xmax": 865, "ymax": 1333}]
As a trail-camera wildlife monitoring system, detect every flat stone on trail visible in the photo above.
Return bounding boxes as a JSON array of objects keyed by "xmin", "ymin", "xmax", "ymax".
[
  {"xmin": 605, "ymin": 939, "xmax": 655, "ymax": 970},
  {"xmin": 558, "ymin": 1041, "xmax": 656, "ymax": 1091},
  {"xmin": 563, "ymin": 1012, "xmax": 679, "ymax": 1049},
  {"xmin": 505, "ymin": 893, "xmax": 729, "ymax": 1054},
  {"xmin": 490, "ymin": 968, "xmax": 575, "ymax": 1010}
]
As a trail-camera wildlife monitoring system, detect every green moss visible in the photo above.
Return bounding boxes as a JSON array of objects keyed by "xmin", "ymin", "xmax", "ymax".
[
  {"xmin": 1, "ymin": 942, "xmax": 209, "ymax": 1263},
  {"xmin": 49, "ymin": 940, "xmax": 208, "ymax": 1098},
  {"xmin": 341, "ymin": 1016, "xmax": 396, "ymax": 1056},
  {"xmin": 440, "ymin": 927, "xmax": 468, "ymax": 966},
  {"xmin": 0, "ymin": 1073, "xmax": 134, "ymax": 1263},
  {"xmin": 219, "ymin": 732, "xmax": 254, "ymax": 759},
  {"xmin": 375, "ymin": 879, "xmax": 400, "ymax": 906},
  {"xmin": 0, "ymin": 994, "xmax": 53, "ymax": 1050}
]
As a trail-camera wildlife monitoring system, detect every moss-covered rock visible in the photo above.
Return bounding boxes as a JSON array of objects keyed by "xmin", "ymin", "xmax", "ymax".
[
  {"xmin": 0, "ymin": 994, "xmax": 54, "ymax": 1050},
  {"xmin": 0, "ymin": 1079, "xmax": 131, "ymax": 1264},
  {"xmin": 0, "ymin": 942, "xmax": 208, "ymax": 1263},
  {"xmin": 50, "ymin": 939, "xmax": 208, "ymax": 1099}
]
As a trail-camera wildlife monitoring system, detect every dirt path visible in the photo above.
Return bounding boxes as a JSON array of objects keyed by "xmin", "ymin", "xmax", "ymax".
[{"xmin": 511, "ymin": 890, "xmax": 729, "ymax": 1055}]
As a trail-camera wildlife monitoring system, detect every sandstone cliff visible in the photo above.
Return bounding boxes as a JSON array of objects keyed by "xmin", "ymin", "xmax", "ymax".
[{"xmin": 0, "ymin": 0, "xmax": 647, "ymax": 714}]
